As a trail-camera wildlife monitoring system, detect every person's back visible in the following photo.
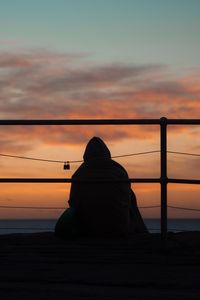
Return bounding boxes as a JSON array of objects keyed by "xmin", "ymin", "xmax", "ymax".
[
  {"xmin": 70, "ymin": 157, "xmax": 131, "ymax": 236},
  {"xmin": 55, "ymin": 137, "xmax": 147, "ymax": 239}
]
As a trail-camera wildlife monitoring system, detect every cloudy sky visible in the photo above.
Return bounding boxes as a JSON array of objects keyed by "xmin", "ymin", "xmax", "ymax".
[{"xmin": 0, "ymin": 0, "xmax": 200, "ymax": 219}]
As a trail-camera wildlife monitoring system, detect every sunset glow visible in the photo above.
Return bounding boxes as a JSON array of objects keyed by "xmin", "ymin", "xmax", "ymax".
[{"xmin": 0, "ymin": 0, "xmax": 200, "ymax": 218}]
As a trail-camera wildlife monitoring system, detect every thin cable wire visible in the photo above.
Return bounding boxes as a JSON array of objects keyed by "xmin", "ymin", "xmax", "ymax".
[
  {"xmin": 0, "ymin": 149, "xmax": 200, "ymax": 165},
  {"xmin": 1, "ymin": 204, "xmax": 199, "ymax": 211},
  {"xmin": 0, "ymin": 205, "xmax": 65, "ymax": 209},
  {"xmin": 0, "ymin": 150, "xmax": 160, "ymax": 164},
  {"xmin": 1, "ymin": 205, "xmax": 200, "ymax": 212},
  {"xmin": 168, "ymin": 205, "xmax": 200, "ymax": 212},
  {"xmin": 112, "ymin": 150, "xmax": 160, "ymax": 159},
  {"xmin": 0, "ymin": 205, "xmax": 159, "ymax": 209},
  {"xmin": 168, "ymin": 151, "xmax": 200, "ymax": 157},
  {"xmin": 0, "ymin": 153, "xmax": 66, "ymax": 164}
]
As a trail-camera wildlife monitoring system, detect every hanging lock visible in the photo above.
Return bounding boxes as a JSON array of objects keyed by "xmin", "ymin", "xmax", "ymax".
[{"xmin": 64, "ymin": 161, "xmax": 70, "ymax": 170}]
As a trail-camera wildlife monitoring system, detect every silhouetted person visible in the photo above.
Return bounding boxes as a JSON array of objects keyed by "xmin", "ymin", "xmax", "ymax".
[{"xmin": 55, "ymin": 137, "xmax": 147, "ymax": 238}]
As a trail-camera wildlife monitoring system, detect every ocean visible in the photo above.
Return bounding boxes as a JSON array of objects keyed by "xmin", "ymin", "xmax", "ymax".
[{"xmin": 0, "ymin": 219, "xmax": 199, "ymax": 235}]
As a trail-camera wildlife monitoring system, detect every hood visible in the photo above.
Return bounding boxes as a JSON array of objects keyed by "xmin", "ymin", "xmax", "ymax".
[{"xmin": 83, "ymin": 137, "xmax": 111, "ymax": 162}]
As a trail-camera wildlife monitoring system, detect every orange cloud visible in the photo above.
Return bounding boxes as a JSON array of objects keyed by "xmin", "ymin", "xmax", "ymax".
[{"xmin": 0, "ymin": 50, "xmax": 200, "ymax": 151}]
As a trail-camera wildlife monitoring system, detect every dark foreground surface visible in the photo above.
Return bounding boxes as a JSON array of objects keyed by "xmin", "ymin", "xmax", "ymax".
[{"xmin": 0, "ymin": 231, "xmax": 200, "ymax": 300}]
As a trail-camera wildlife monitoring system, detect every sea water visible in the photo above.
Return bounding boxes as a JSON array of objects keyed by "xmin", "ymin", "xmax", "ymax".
[{"xmin": 0, "ymin": 219, "xmax": 199, "ymax": 235}]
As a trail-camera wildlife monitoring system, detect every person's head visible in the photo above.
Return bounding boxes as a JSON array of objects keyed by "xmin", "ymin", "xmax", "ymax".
[{"xmin": 83, "ymin": 137, "xmax": 111, "ymax": 162}]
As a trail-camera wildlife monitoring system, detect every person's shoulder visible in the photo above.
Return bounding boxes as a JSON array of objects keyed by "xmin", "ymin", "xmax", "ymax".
[
  {"xmin": 72, "ymin": 162, "xmax": 86, "ymax": 178},
  {"xmin": 110, "ymin": 159, "xmax": 129, "ymax": 177}
]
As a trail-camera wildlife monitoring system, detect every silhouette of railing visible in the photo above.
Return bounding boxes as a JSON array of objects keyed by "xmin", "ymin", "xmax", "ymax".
[{"xmin": 0, "ymin": 117, "xmax": 200, "ymax": 246}]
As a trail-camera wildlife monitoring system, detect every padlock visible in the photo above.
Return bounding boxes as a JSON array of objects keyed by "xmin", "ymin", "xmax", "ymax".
[{"xmin": 64, "ymin": 161, "xmax": 70, "ymax": 170}]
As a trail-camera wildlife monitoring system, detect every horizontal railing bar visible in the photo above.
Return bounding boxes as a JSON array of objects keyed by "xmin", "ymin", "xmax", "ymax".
[
  {"xmin": 0, "ymin": 119, "xmax": 160, "ymax": 125},
  {"xmin": 166, "ymin": 119, "xmax": 200, "ymax": 125},
  {"xmin": 168, "ymin": 178, "xmax": 200, "ymax": 184},
  {"xmin": 0, "ymin": 178, "xmax": 160, "ymax": 183},
  {"xmin": 1, "ymin": 178, "xmax": 200, "ymax": 184},
  {"xmin": 0, "ymin": 118, "xmax": 199, "ymax": 126}
]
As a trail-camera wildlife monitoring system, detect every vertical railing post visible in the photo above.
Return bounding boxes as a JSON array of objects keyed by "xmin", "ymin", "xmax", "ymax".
[{"xmin": 160, "ymin": 117, "xmax": 168, "ymax": 247}]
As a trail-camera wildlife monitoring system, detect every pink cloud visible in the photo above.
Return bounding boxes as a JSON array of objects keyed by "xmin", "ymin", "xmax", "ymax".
[{"xmin": 0, "ymin": 49, "xmax": 200, "ymax": 153}]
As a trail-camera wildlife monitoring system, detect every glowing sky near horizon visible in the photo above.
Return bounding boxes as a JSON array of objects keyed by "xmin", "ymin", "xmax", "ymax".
[{"xmin": 0, "ymin": 0, "xmax": 200, "ymax": 219}]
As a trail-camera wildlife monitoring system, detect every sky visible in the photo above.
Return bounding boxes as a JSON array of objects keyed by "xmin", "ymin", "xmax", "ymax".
[{"xmin": 0, "ymin": 0, "xmax": 200, "ymax": 219}]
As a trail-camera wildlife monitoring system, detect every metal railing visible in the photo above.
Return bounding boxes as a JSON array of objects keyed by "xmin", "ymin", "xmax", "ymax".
[{"xmin": 0, "ymin": 117, "xmax": 200, "ymax": 244}]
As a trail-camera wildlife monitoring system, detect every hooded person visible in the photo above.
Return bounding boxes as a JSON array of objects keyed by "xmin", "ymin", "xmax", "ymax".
[{"xmin": 55, "ymin": 137, "xmax": 147, "ymax": 238}]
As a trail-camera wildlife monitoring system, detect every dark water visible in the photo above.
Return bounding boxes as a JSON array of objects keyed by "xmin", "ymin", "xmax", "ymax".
[
  {"xmin": 0, "ymin": 219, "xmax": 199, "ymax": 235},
  {"xmin": 0, "ymin": 219, "xmax": 57, "ymax": 235},
  {"xmin": 145, "ymin": 218, "xmax": 200, "ymax": 233}
]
